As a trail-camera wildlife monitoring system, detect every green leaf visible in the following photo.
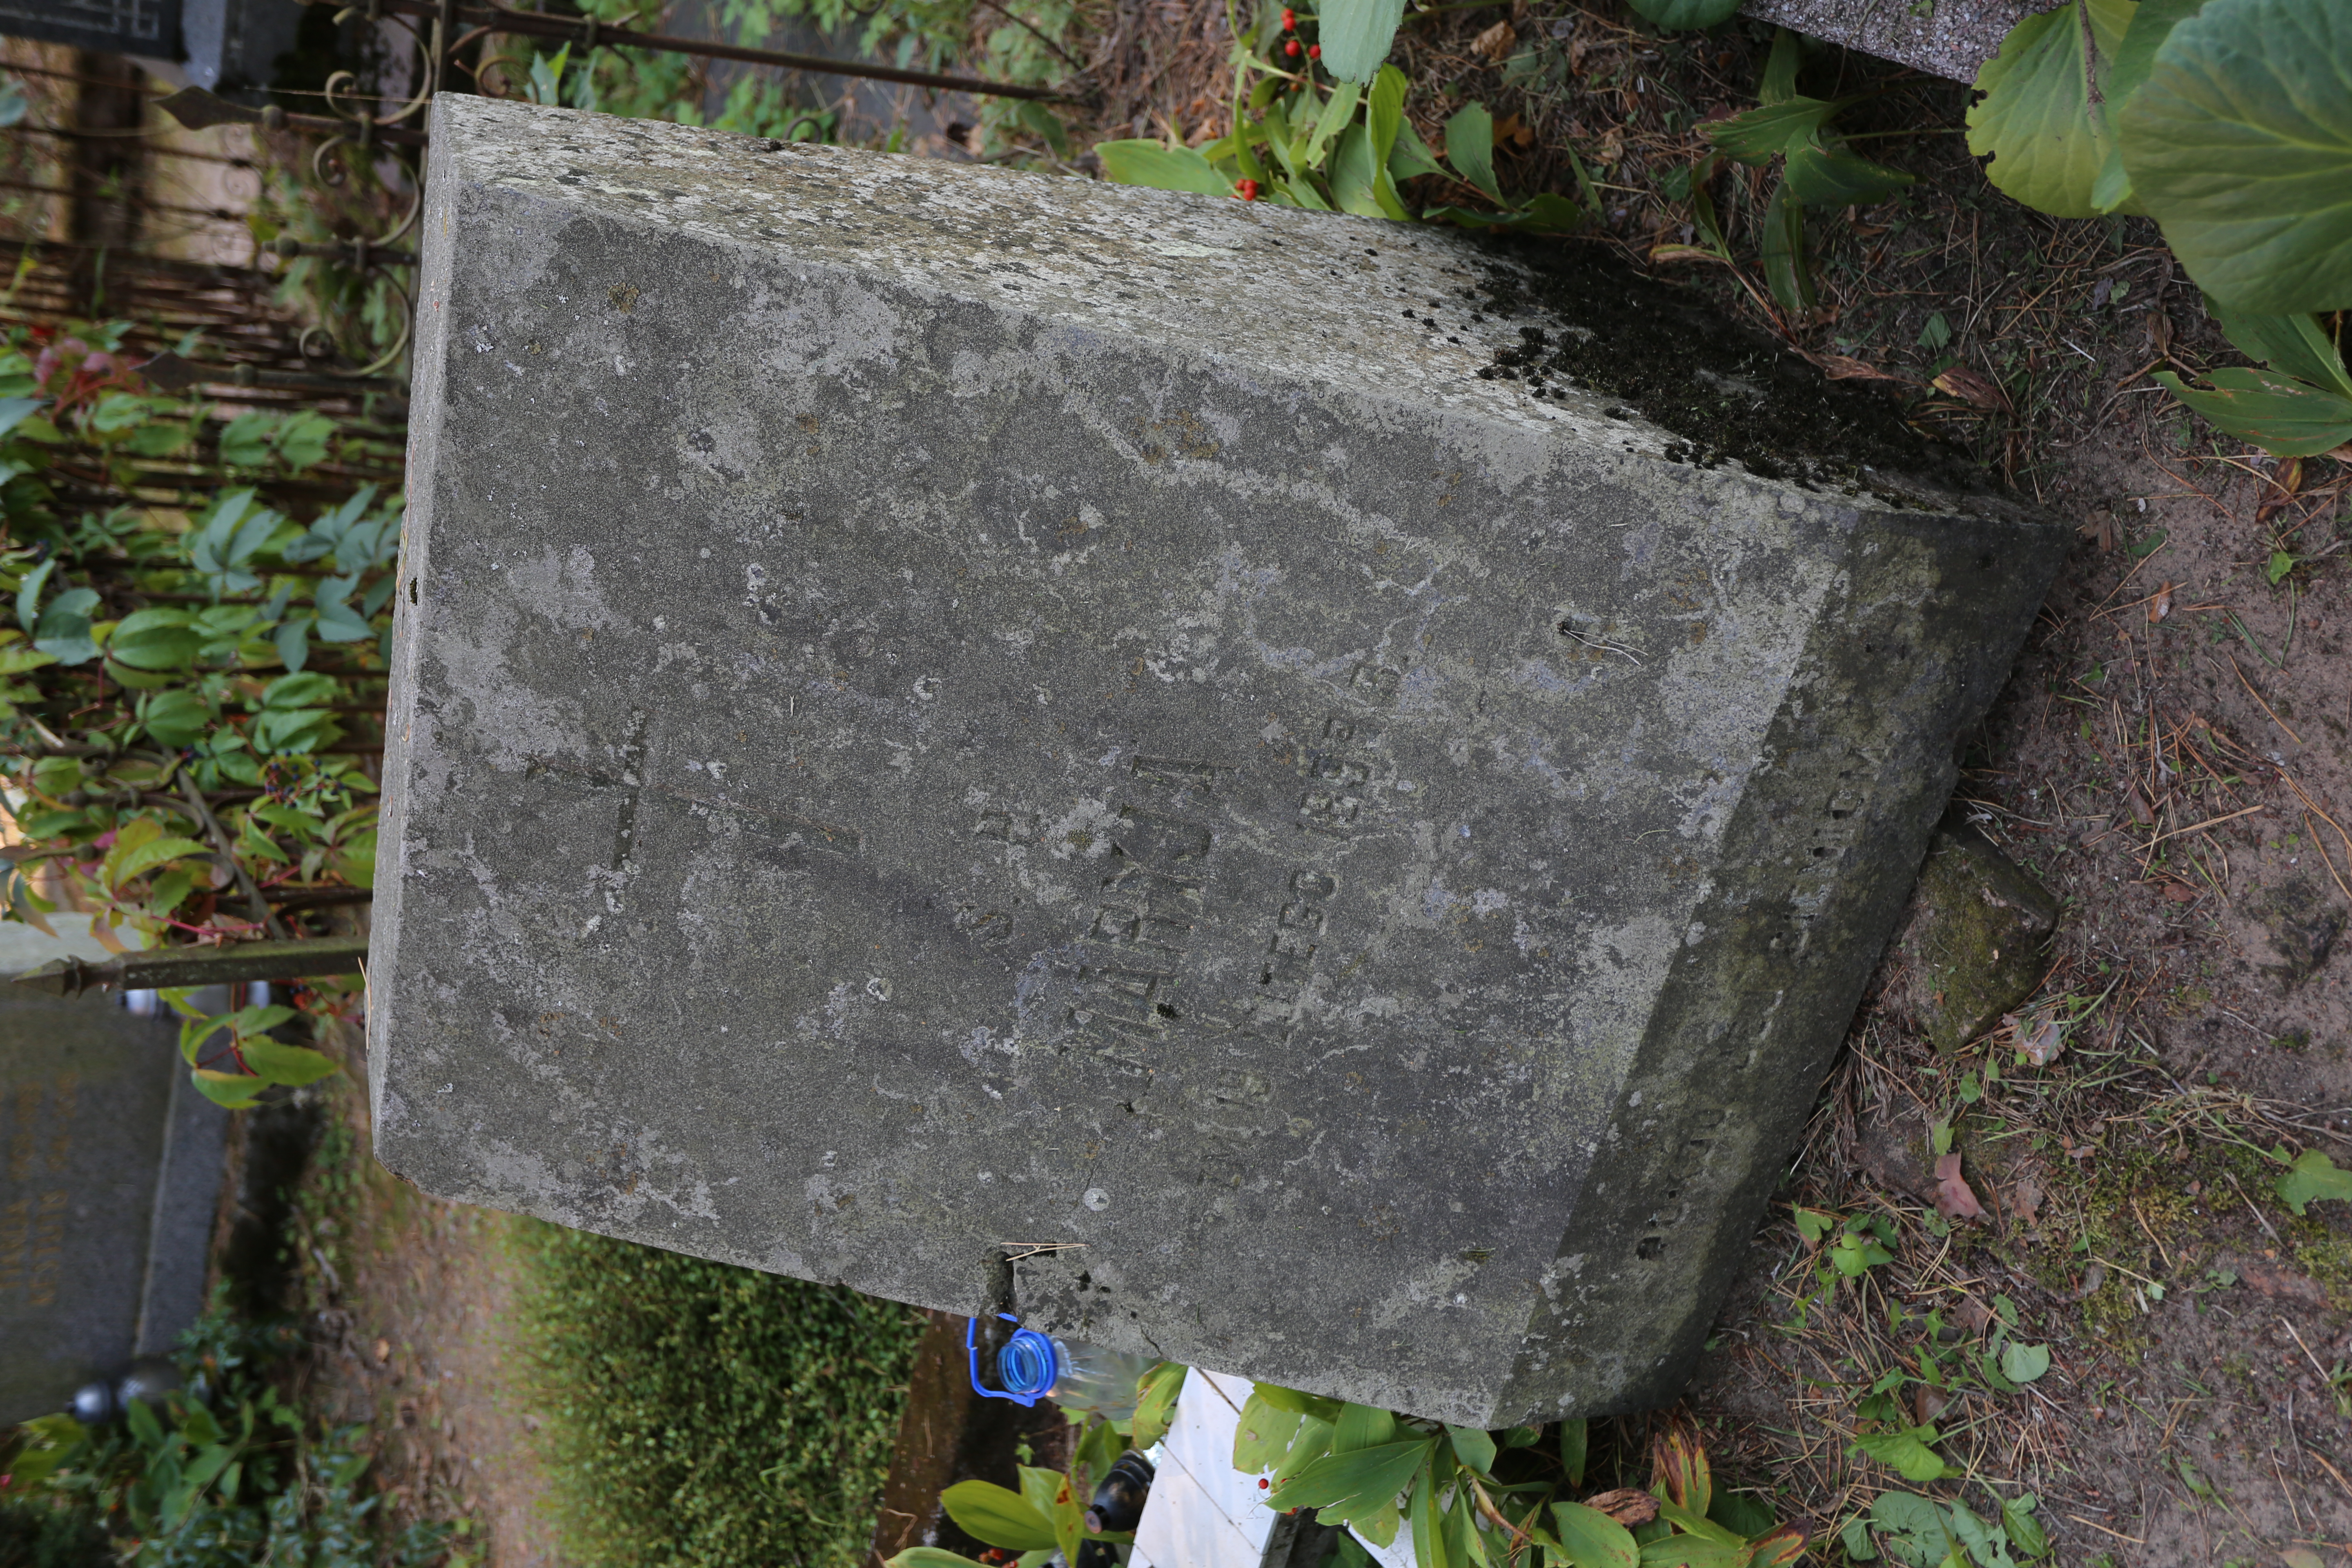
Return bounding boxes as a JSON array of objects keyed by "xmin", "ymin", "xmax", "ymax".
[
  {"xmin": 1784, "ymin": 143, "xmax": 1915, "ymax": 207},
  {"xmin": 1621, "ymin": 0, "xmax": 1742, "ymax": 29},
  {"xmin": 191, "ymin": 1068, "xmax": 269, "ymax": 1109},
  {"xmin": 263, "ymin": 671, "xmax": 339, "ymax": 709},
  {"xmin": 1333, "ymin": 1403, "xmax": 1399, "ymax": 1454},
  {"xmin": 2276, "ymin": 1148, "xmax": 2352, "ymax": 1214},
  {"xmin": 1655, "ymin": 1498, "xmax": 1743, "ymax": 1547},
  {"xmin": 1758, "ymin": 27, "xmax": 1802, "ymax": 104},
  {"xmin": 1131, "ymin": 1361, "xmax": 1185, "ymax": 1448},
  {"xmin": 1999, "ymin": 1341, "xmax": 2053, "ymax": 1383},
  {"xmin": 1445, "ymin": 1424, "xmax": 1496, "ymax": 1475},
  {"xmin": 2152, "ymin": 367, "xmax": 2352, "ymax": 457},
  {"xmin": 107, "ymin": 608, "xmax": 203, "ymax": 672},
  {"xmin": 2118, "ymin": 0, "xmax": 2352, "ymax": 312},
  {"xmin": 2111, "ymin": 0, "xmax": 2209, "ymax": 109},
  {"xmin": 1409, "ymin": 1458, "xmax": 1449, "ymax": 1568},
  {"xmin": 1234, "ymin": 1391, "xmax": 1308, "ymax": 1472},
  {"xmin": 1304, "ymin": 81, "xmax": 1363, "ymax": 171},
  {"xmin": 1558, "ymin": 1417, "xmax": 1588, "ymax": 1488},
  {"xmin": 2213, "ymin": 301, "xmax": 2352, "ymax": 397},
  {"xmin": 1761, "ymin": 180, "xmax": 1814, "ymax": 316},
  {"xmin": 274, "ymin": 411, "xmax": 335, "ymax": 472},
  {"xmin": 1252, "ymin": 1382, "xmax": 1346, "ymax": 1423},
  {"xmin": 1705, "ymin": 1490, "xmax": 1775, "ymax": 1539},
  {"xmin": 1999, "ymin": 1493, "xmax": 2050, "ymax": 1559},
  {"xmin": 1266, "ymin": 1438, "xmax": 1435, "ymax": 1519},
  {"xmin": 1318, "ymin": 0, "xmax": 1408, "ymax": 82},
  {"xmin": 1636, "ymin": 1536, "xmax": 1745, "ymax": 1567},
  {"xmin": 1390, "ymin": 118, "xmax": 1447, "ymax": 182},
  {"xmin": 1850, "ymin": 1427, "xmax": 1949, "ymax": 1482},
  {"xmin": 1967, "ymin": 0, "xmax": 2136, "ymax": 220},
  {"xmin": 1550, "ymin": 1501, "xmax": 1638, "ymax": 1568},
  {"xmin": 13, "ymin": 556, "xmax": 51, "ymax": 634},
  {"xmin": 1096, "ymin": 140, "xmax": 1233, "ymax": 196},
  {"xmin": 1329, "ymin": 125, "xmax": 1390, "ymax": 217},
  {"xmin": 1703, "ymin": 97, "xmax": 1845, "ymax": 165},
  {"xmin": 1366, "ymin": 64, "xmax": 1407, "ymax": 162},
  {"xmin": 239, "ymin": 1038, "xmax": 342, "ymax": 1088},
  {"xmin": 111, "ymin": 835, "xmax": 208, "ymax": 889},
  {"xmin": 940, "ymin": 1480, "xmax": 1058, "ymax": 1553},
  {"xmin": 1515, "ymin": 192, "xmax": 1585, "ymax": 234},
  {"xmin": 1445, "ymin": 103, "xmax": 1501, "ymax": 203},
  {"xmin": 0, "ymin": 394, "xmax": 45, "ymax": 442},
  {"xmin": 218, "ymin": 412, "xmax": 276, "ymax": 468},
  {"xmin": 885, "ymin": 1552, "xmax": 996, "ymax": 1568}
]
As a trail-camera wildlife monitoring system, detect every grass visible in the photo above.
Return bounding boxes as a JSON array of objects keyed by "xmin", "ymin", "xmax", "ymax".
[{"xmin": 516, "ymin": 1223, "xmax": 926, "ymax": 1568}]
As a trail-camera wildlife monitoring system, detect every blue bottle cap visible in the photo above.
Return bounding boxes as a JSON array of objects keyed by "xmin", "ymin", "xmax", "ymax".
[{"xmin": 996, "ymin": 1329, "xmax": 1060, "ymax": 1398}]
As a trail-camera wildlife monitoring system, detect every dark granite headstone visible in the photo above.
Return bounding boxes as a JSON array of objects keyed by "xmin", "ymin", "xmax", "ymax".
[{"xmin": 0, "ymin": 970, "xmax": 227, "ymax": 1426}]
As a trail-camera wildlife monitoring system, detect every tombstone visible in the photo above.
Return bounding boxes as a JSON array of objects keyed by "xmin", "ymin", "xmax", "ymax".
[
  {"xmin": 0, "ymin": 919, "xmax": 229, "ymax": 1426},
  {"xmin": 372, "ymin": 96, "xmax": 2065, "ymax": 1425},
  {"xmin": 0, "ymin": 0, "xmax": 307, "ymax": 99}
]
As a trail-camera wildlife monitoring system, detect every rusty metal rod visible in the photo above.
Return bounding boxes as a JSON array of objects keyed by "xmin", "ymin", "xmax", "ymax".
[{"xmin": 11, "ymin": 935, "xmax": 369, "ymax": 996}]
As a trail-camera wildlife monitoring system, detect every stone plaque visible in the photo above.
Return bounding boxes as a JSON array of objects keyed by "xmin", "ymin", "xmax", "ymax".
[
  {"xmin": 0, "ymin": 956, "xmax": 227, "ymax": 1425},
  {"xmin": 372, "ymin": 96, "xmax": 2065, "ymax": 1423}
]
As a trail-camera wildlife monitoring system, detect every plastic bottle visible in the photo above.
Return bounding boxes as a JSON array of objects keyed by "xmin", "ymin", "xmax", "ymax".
[{"xmin": 993, "ymin": 1334, "xmax": 1153, "ymax": 1424}]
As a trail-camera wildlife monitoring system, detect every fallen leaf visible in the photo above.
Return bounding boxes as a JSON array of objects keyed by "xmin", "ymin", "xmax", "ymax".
[
  {"xmin": 1912, "ymin": 1384, "xmax": 1950, "ymax": 1425},
  {"xmin": 1931, "ymin": 364, "xmax": 2012, "ymax": 412},
  {"xmin": 1492, "ymin": 111, "xmax": 1526, "ymax": 147},
  {"xmin": 2149, "ymin": 581, "xmax": 2174, "ymax": 621},
  {"xmin": 1595, "ymin": 124, "xmax": 1623, "ymax": 165},
  {"xmin": 1473, "ymin": 19, "xmax": 1516, "ymax": 62},
  {"xmin": 1934, "ymin": 1153, "xmax": 1985, "ymax": 1220},
  {"xmin": 2125, "ymin": 782, "xmax": 2155, "ymax": 826},
  {"xmin": 1952, "ymin": 1293, "xmax": 1994, "ymax": 1334},
  {"xmin": 1583, "ymin": 1488, "xmax": 1660, "ymax": 1526},
  {"xmin": 1809, "ymin": 352, "xmax": 1915, "ymax": 385},
  {"xmin": 2006, "ymin": 1172, "xmax": 2043, "ymax": 1225},
  {"xmin": 2082, "ymin": 510, "xmax": 2120, "ymax": 551},
  {"xmin": 2163, "ymin": 881, "xmax": 2198, "ymax": 902},
  {"xmin": 373, "ymin": 1337, "xmax": 391, "ymax": 1363}
]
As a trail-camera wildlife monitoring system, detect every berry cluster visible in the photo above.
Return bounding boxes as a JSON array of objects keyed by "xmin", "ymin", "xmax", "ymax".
[{"xmin": 1279, "ymin": 8, "xmax": 1321, "ymax": 60}]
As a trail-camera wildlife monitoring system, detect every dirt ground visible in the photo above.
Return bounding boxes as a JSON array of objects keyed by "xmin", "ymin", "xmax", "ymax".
[{"xmin": 256, "ymin": 4, "xmax": 2352, "ymax": 1564}]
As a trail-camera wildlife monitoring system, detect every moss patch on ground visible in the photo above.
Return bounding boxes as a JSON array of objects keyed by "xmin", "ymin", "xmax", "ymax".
[{"xmin": 518, "ymin": 1224, "xmax": 926, "ymax": 1568}]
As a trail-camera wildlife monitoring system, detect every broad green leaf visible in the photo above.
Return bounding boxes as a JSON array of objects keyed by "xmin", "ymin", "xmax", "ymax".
[
  {"xmin": 1329, "ymin": 125, "xmax": 1390, "ymax": 217},
  {"xmin": 2119, "ymin": 0, "xmax": 2352, "ymax": 312},
  {"xmin": 1784, "ymin": 143, "xmax": 1915, "ymax": 207},
  {"xmin": 885, "ymin": 1552, "xmax": 995, "ymax": 1568},
  {"xmin": 1999, "ymin": 1341, "xmax": 2053, "ymax": 1383},
  {"xmin": 107, "ymin": 608, "xmax": 203, "ymax": 672},
  {"xmin": 1758, "ymin": 27, "xmax": 1802, "ymax": 104},
  {"xmin": 1390, "ymin": 118, "xmax": 1446, "ymax": 182},
  {"xmin": 1544, "ymin": 1419, "xmax": 1585, "ymax": 1490},
  {"xmin": 1746, "ymin": 1524, "xmax": 1809, "ymax": 1566},
  {"xmin": 1266, "ymin": 1438, "xmax": 1435, "ymax": 1519},
  {"xmin": 1703, "ymin": 97, "xmax": 1845, "ymax": 165},
  {"xmin": 240, "ymin": 1038, "xmax": 342, "ymax": 1088},
  {"xmin": 2153, "ymin": 366, "xmax": 2352, "ymax": 456},
  {"xmin": 1096, "ymin": 140, "xmax": 1233, "ymax": 196},
  {"xmin": 1252, "ymin": 1382, "xmax": 1345, "ymax": 1423},
  {"xmin": 941, "ymin": 1479, "xmax": 1058, "ymax": 1552},
  {"xmin": 1761, "ymin": 180, "xmax": 1814, "ymax": 315},
  {"xmin": 1409, "ymin": 1459, "xmax": 1448, "ymax": 1568},
  {"xmin": 1235, "ymin": 1391, "xmax": 1308, "ymax": 1471},
  {"xmin": 1999, "ymin": 1494, "xmax": 2049, "ymax": 1560},
  {"xmin": 1445, "ymin": 1424, "xmax": 1496, "ymax": 1475},
  {"xmin": 1304, "ymin": 81, "xmax": 1363, "ymax": 171},
  {"xmin": 1444, "ymin": 103, "xmax": 1501, "ymax": 203},
  {"xmin": 1850, "ymin": 1427, "xmax": 1949, "ymax": 1482},
  {"xmin": 1366, "ymin": 64, "xmax": 1407, "ymax": 161},
  {"xmin": 1318, "ymin": 0, "xmax": 1407, "ymax": 82},
  {"xmin": 275, "ymin": 411, "xmax": 335, "ymax": 471},
  {"xmin": 1709, "ymin": 1491, "xmax": 1776, "ymax": 1541},
  {"xmin": 109, "ymin": 835, "xmax": 207, "ymax": 890},
  {"xmin": 1654, "ymin": 1498, "xmax": 1742, "ymax": 1547},
  {"xmin": 1967, "ymin": 0, "xmax": 2136, "ymax": 219},
  {"xmin": 14, "ymin": 556, "xmax": 51, "ymax": 634},
  {"xmin": 191, "ymin": 1069, "xmax": 268, "ymax": 1109},
  {"xmin": 1550, "ymin": 1501, "xmax": 1637, "ymax": 1568},
  {"xmin": 1269, "ymin": 1415, "xmax": 1336, "ymax": 1488},
  {"xmin": 2213, "ymin": 301, "xmax": 2352, "ymax": 396},
  {"xmin": 2111, "ymin": 0, "xmax": 2209, "ymax": 108},
  {"xmin": 264, "ymin": 671, "xmax": 339, "ymax": 709},
  {"xmin": 1333, "ymin": 1402, "xmax": 1399, "ymax": 1454},
  {"xmin": 218, "ymin": 413, "xmax": 276, "ymax": 469},
  {"xmin": 2276, "ymin": 1149, "xmax": 2352, "ymax": 1214},
  {"xmin": 1516, "ymin": 192, "xmax": 1585, "ymax": 233},
  {"xmin": 1621, "ymin": 0, "xmax": 1741, "ymax": 29},
  {"xmin": 1131, "ymin": 1361, "xmax": 1185, "ymax": 1448},
  {"xmin": 0, "ymin": 394, "xmax": 44, "ymax": 442},
  {"xmin": 1636, "ymin": 1536, "xmax": 1744, "ymax": 1567}
]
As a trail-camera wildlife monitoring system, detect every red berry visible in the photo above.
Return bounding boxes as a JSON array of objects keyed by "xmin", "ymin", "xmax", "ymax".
[
  {"xmin": 1258, "ymin": 1478, "xmax": 1271, "ymax": 1490},
  {"xmin": 1307, "ymin": 42, "xmax": 1321, "ymax": 58},
  {"xmin": 1285, "ymin": 38, "xmax": 1301, "ymax": 55},
  {"xmin": 1234, "ymin": 178, "xmax": 1261, "ymax": 200},
  {"xmin": 1281, "ymin": 7, "xmax": 1296, "ymax": 25}
]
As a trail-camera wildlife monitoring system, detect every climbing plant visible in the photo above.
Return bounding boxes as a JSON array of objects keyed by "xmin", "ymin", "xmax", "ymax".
[{"xmin": 0, "ymin": 325, "xmax": 396, "ymax": 1104}]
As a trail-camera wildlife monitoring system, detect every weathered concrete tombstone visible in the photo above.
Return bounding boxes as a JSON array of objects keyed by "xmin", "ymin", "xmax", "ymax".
[
  {"xmin": 0, "ymin": 922, "xmax": 228, "ymax": 1425},
  {"xmin": 372, "ymin": 96, "xmax": 2065, "ymax": 1424}
]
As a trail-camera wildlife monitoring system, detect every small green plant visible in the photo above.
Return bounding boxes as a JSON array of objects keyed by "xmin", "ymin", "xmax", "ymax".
[
  {"xmin": 1842, "ymin": 1488, "xmax": 2049, "ymax": 1565},
  {"xmin": 1967, "ymin": 0, "xmax": 2352, "ymax": 457},
  {"xmin": 1, "ymin": 1308, "xmax": 450, "ymax": 1567},
  {"xmin": 2276, "ymin": 1148, "xmax": 2352, "ymax": 1214}
]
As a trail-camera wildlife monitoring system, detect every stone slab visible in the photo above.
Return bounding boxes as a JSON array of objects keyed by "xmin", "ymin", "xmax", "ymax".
[
  {"xmin": 373, "ymin": 96, "xmax": 2067, "ymax": 1423},
  {"xmin": 0, "ymin": 984, "xmax": 229, "ymax": 1425},
  {"xmin": 1739, "ymin": 0, "xmax": 2056, "ymax": 85}
]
